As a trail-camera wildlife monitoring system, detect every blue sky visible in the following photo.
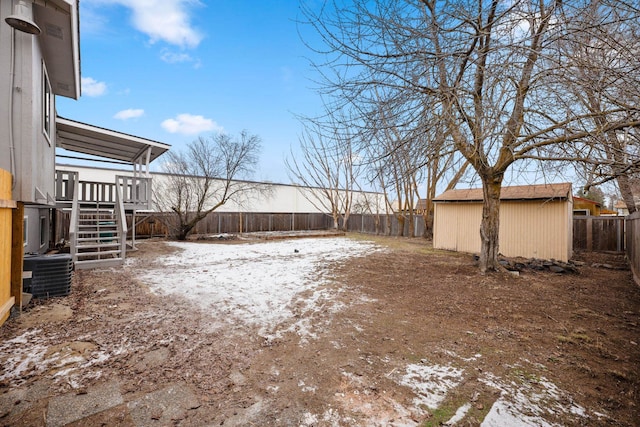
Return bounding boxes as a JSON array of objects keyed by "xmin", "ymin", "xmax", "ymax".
[{"xmin": 57, "ymin": 0, "xmax": 324, "ymax": 184}]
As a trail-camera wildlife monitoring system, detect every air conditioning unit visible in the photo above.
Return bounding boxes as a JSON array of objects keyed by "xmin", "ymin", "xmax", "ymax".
[{"xmin": 23, "ymin": 254, "xmax": 73, "ymax": 298}]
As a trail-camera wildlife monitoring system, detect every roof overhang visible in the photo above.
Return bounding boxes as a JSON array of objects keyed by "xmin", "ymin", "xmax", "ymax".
[
  {"xmin": 56, "ymin": 117, "xmax": 171, "ymax": 164},
  {"xmin": 33, "ymin": 0, "xmax": 80, "ymax": 99},
  {"xmin": 433, "ymin": 183, "xmax": 573, "ymax": 203}
]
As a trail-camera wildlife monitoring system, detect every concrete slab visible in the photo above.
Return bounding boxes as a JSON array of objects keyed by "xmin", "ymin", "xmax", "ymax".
[
  {"xmin": 222, "ymin": 398, "xmax": 264, "ymax": 427},
  {"xmin": 64, "ymin": 404, "xmax": 135, "ymax": 427},
  {"xmin": 0, "ymin": 378, "xmax": 52, "ymax": 419},
  {"xmin": 127, "ymin": 382, "xmax": 200, "ymax": 427},
  {"xmin": 46, "ymin": 380, "xmax": 123, "ymax": 427}
]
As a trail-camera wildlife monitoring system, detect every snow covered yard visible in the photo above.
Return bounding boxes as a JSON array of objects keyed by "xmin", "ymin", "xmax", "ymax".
[
  {"xmin": 126, "ymin": 237, "xmax": 597, "ymax": 426},
  {"xmin": 129, "ymin": 237, "xmax": 381, "ymax": 340},
  {"xmin": 0, "ymin": 237, "xmax": 635, "ymax": 426}
]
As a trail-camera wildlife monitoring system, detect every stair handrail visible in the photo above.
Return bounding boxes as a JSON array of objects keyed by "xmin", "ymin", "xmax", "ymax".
[
  {"xmin": 115, "ymin": 179, "xmax": 128, "ymax": 260},
  {"xmin": 69, "ymin": 174, "xmax": 79, "ymax": 263}
]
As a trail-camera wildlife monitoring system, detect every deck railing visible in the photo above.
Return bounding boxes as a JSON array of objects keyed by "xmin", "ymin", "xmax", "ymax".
[
  {"xmin": 117, "ymin": 175, "xmax": 152, "ymax": 210},
  {"xmin": 115, "ymin": 179, "xmax": 128, "ymax": 259},
  {"xmin": 55, "ymin": 170, "xmax": 152, "ymax": 210},
  {"xmin": 69, "ymin": 179, "xmax": 79, "ymax": 262}
]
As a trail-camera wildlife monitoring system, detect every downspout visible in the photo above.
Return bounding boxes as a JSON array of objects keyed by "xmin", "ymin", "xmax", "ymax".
[{"xmin": 8, "ymin": 27, "xmax": 17, "ymax": 189}]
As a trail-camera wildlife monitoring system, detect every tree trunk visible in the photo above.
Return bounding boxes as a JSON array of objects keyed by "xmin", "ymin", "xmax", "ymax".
[
  {"xmin": 177, "ymin": 225, "xmax": 191, "ymax": 241},
  {"xmin": 397, "ymin": 214, "xmax": 405, "ymax": 237},
  {"xmin": 479, "ymin": 177, "xmax": 503, "ymax": 272},
  {"xmin": 422, "ymin": 210, "xmax": 433, "ymax": 239},
  {"xmin": 617, "ymin": 174, "xmax": 637, "ymax": 215},
  {"xmin": 341, "ymin": 211, "xmax": 350, "ymax": 232},
  {"xmin": 332, "ymin": 215, "xmax": 339, "ymax": 230}
]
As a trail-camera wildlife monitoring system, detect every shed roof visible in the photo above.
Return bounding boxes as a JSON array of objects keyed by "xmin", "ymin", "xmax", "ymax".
[
  {"xmin": 573, "ymin": 196, "xmax": 601, "ymax": 207},
  {"xmin": 433, "ymin": 183, "xmax": 572, "ymax": 202}
]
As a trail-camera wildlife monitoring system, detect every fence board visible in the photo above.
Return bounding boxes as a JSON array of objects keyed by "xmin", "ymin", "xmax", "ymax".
[
  {"xmin": 626, "ymin": 212, "xmax": 640, "ymax": 286},
  {"xmin": 0, "ymin": 169, "xmax": 15, "ymax": 326},
  {"xmin": 55, "ymin": 210, "xmax": 429, "ymax": 239},
  {"xmin": 573, "ymin": 216, "xmax": 624, "ymax": 252}
]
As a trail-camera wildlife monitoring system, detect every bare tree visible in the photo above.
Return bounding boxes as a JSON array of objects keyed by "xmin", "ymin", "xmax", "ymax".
[
  {"xmin": 154, "ymin": 131, "xmax": 262, "ymax": 240},
  {"xmin": 550, "ymin": 4, "xmax": 640, "ymax": 213},
  {"xmin": 302, "ymin": 0, "xmax": 640, "ymax": 271},
  {"xmin": 286, "ymin": 117, "xmax": 360, "ymax": 231}
]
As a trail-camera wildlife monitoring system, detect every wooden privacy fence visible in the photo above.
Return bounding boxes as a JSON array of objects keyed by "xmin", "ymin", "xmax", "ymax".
[
  {"xmin": 573, "ymin": 216, "xmax": 625, "ymax": 252},
  {"xmin": 341, "ymin": 213, "xmax": 426, "ymax": 237},
  {"xmin": 0, "ymin": 169, "xmax": 17, "ymax": 327},
  {"xmin": 626, "ymin": 212, "xmax": 640, "ymax": 285},
  {"xmin": 134, "ymin": 212, "xmax": 426, "ymax": 238},
  {"xmin": 55, "ymin": 210, "xmax": 428, "ymax": 240}
]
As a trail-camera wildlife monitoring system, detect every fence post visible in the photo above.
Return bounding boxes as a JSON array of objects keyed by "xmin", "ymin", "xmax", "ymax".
[
  {"xmin": 618, "ymin": 218, "xmax": 624, "ymax": 252},
  {"xmin": 586, "ymin": 217, "xmax": 592, "ymax": 251},
  {"xmin": 11, "ymin": 202, "xmax": 24, "ymax": 314}
]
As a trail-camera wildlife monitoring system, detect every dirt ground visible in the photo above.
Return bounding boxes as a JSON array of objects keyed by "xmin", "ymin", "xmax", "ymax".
[{"xmin": 1, "ymin": 234, "xmax": 639, "ymax": 426}]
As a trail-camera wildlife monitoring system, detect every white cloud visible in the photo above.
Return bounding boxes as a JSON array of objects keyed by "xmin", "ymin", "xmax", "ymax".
[
  {"xmin": 114, "ymin": 108, "xmax": 144, "ymax": 120},
  {"xmin": 109, "ymin": 0, "xmax": 203, "ymax": 48},
  {"xmin": 81, "ymin": 77, "xmax": 107, "ymax": 97},
  {"xmin": 161, "ymin": 114, "xmax": 223, "ymax": 135},
  {"xmin": 160, "ymin": 50, "xmax": 193, "ymax": 64}
]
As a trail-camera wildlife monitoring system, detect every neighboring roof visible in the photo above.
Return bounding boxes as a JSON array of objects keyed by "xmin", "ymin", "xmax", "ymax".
[
  {"xmin": 433, "ymin": 183, "xmax": 572, "ymax": 202},
  {"xmin": 573, "ymin": 196, "xmax": 601, "ymax": 207},
  {"xmin": 34, "ymin": 0, "xmax": 80, "ymax": 99},
  {"xmin": 614, "ymin": 200, "xmax": 627, "ymax": 208},
  {"xmin": 56, "ymin": 117, "xmax": 171, "ymax": 164}
]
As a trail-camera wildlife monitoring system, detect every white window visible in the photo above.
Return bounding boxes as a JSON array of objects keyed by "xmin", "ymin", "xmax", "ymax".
[
  {"xmin": 23, "ymin": 217, "xmax": 28, "ymax": 247},
  {"xmin": 40, "ymin": 216, "xmax": 47, "ymax": 247},
  {"xmin": 42, "ymin": 62, "xmax": 52, "ymax": 145}
]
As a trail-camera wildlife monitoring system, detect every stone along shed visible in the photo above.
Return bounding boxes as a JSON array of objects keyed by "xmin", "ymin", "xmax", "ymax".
[{"xmin": 433, "ymin": 183, "xmax": 573, "ymax": 262}]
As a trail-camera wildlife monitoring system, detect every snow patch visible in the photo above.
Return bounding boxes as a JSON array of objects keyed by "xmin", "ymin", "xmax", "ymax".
[
  {"xmin": 480, "ymin": 372, "xmax": 588, "ymax": 426},
  {"xmin": 400, "ymin": 362, "xmax": 464, "ymax": 409},
  {"xmin": 446, "ymin": 402, "xmax": 472, "ymax": 425},
  {"xmin": 132, "ymin": 237, "xmax": 381, "ymax": 340}
]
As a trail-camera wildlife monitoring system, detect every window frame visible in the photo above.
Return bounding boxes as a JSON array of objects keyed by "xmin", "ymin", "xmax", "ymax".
[
  {"xmin": 23, "ymin": 216, "xmax": 28, "ymax": 247},
  {"xmin": 42, "ymin": 61, "xmax": 52, "ymax": 145},
  {"xmin": 39, "ymin": 216, "xmax": 47, "ymax": 248}
]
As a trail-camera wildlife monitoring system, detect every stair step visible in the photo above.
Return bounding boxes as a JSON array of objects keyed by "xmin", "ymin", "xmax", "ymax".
[
  {"xmin": 76, "ymin": 235, "xmax": 121, "ymax": 241},
  {"xmin": 78, "ymin": 224, "xmax": 118, "ymax": 231},
  {"xmin": 74, "ymin": 258, "xmax": 124, "ymax": 270},
  {"xmin": 77, "ymin": 242, "xmax": 121, "ymax": 249},
  {"xmin": 77, "ymin": 236, "xmax": 121, "ymax": 242},
  {"xmin": 79, "ymin": 216, "xmax": 116, "ymax": 220},
  {"xmin": 78, "ymin": 222, "xmax": 117, "ymax": 225},
  {"xmin": 76, "ymin": 249, "xmax": 122, "ymax": 258}
]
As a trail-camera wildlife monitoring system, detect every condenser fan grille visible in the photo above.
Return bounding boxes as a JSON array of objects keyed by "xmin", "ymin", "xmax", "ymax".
[{"xmin": 23, "ymin": 254, "xmax": 73, "ymax": 298}]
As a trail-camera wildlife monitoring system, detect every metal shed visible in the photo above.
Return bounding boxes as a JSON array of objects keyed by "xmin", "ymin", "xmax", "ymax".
[{"xmin": 433, "ymin": 183, "xmax": 573, "ymax": 261}]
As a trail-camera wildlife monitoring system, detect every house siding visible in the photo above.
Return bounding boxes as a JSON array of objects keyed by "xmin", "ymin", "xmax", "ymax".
[
  {"xmin": 434, "ymin": 198, "xmax": 573, "ymax": 261},
  {"xmin": 0, "ymin": 4, "xmax": 56, "ymax": 206}
]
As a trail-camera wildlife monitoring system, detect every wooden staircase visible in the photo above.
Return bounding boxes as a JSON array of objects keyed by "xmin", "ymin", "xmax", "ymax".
[
  {"xmin": 56, "ymin": 171, "xmax": 146, "ymax": 270},
  {"xmin": 73, "ymin": 202, "xmax": 125, "ymax": 269}
]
